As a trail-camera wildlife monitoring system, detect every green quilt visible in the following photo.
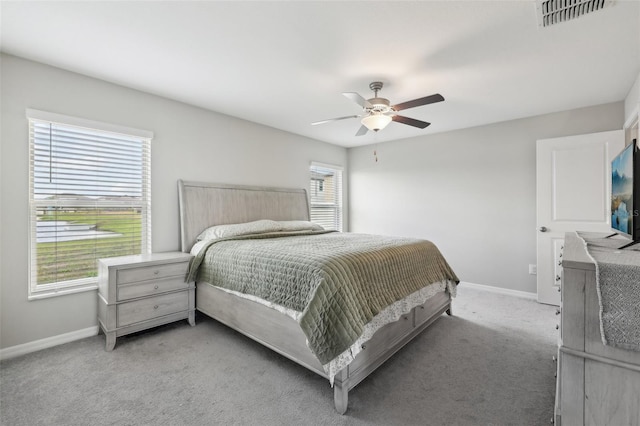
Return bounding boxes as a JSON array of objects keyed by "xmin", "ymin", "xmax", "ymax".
[{"xmin": 188, "ymin": 231, "xmax": 459, "ymax": 364}]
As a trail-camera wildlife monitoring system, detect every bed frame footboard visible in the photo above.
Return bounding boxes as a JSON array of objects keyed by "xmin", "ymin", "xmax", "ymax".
[
  {"xmin": 332, "ymin": 291, "xmax": 451, "ymax": 414},
  {"xmin": 196, "ymin": 282, "xmax": 451, "ymax": 414}
]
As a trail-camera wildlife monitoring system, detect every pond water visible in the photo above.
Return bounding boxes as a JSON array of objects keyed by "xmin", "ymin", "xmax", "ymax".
[{"xmin": 36, "ymin": 221, "xmax": 121, "ymax": 243}]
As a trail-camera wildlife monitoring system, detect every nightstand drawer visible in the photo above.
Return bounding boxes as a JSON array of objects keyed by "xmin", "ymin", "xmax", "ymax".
[
  {"xmin": 117, "ymin": 291, "xmax": 189, "ymax": 327},
  {"xmin": 117, "ymin": 277, "xmax": 190, "ymax": 301},
  {"xmin": 116, "ymin": 262, "xmax": 188, "ymax": 285}
]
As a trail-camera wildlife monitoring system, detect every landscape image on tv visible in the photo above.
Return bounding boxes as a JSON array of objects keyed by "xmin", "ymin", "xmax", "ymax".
[{"xmin": 611, "ymin": 144, "xmax": 634, "ymax": 235}]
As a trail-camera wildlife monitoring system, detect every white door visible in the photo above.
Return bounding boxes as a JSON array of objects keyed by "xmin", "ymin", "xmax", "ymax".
[{"xmin": 536, "ymin": 130, "xmax": 624, "ymax": 305}]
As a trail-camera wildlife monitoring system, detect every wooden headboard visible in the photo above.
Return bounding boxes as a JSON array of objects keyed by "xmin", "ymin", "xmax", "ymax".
[{"xmin": 177, "ymin": 180, "xmax": 310, "ymax": 253}]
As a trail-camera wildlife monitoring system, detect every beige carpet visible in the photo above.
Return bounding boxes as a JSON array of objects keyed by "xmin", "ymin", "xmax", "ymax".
[{"xmin": 0, "ymin": 284, "xmax": 557, "ymax": 425}]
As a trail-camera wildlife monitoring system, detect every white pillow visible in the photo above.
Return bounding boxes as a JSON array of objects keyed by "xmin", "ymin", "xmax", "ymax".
[
  {"xmin": 278, "ymin": 220, "xmax": 324, "ymax": 232},
  {"xmin": 196, "ymin": 219, "xmax": 280, "ymax": 241},
  {"xmin": 195, "ymin": 220, "xmax": 324, "ymax": 242}
]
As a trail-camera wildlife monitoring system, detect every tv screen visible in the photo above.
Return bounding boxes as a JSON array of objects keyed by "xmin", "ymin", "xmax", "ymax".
[{"xmin": 611, "ymin": 141, "xmax": 636, "ymax": 237}]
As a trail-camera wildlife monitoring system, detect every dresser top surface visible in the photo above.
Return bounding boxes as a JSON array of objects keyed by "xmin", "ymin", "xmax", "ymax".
[{"xmin": 564, "ymin": 232, "xmax": 640, "ymax": 271}]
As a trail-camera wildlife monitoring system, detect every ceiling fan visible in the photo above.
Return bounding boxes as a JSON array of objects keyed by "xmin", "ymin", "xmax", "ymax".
[{"xmin": 312, "ymin": 81, "xmax": 444, "ymax": 136}]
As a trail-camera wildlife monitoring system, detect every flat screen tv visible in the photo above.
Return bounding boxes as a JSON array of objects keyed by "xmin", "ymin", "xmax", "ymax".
[{"xmin": 610, "ymin": 139, "xmax": 639, "ymax": 248}]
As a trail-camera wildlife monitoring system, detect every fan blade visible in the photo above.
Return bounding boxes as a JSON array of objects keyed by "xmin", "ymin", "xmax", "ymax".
[
  {"xmin": 392, "ymin": 94, "xmax": 444, "ymax": 111},
  {"xmin": 311, "ymin": 115, "xmax": 359, "ymax": 125},
  {"xmin": 355, "ymin": 125, "xmax": 368, "ymax": 136},
  {"xmin": 343, "ymin": 92, "xmax": 373, "ymax": 109},
  {"xmin": 392, "ymin": 115, "xmax": 431, "ymax": 129}
]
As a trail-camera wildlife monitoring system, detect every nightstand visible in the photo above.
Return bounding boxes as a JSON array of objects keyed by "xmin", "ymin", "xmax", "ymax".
[{"xmin": 97, "ymin": 251, "xmax": 195, "ymax": 351}]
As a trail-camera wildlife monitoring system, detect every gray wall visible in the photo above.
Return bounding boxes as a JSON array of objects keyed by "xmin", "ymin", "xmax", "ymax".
[
  {"xmin": 348, "ymin": 103, "xmax": 624, "ymax": 294},
  {"xmin": 625, "ymin": 73, "xmax": 639, "ymax": 124},
  {"xmin": 625, "ymin": 73, "xmax": 639, "ymax": 144},
  {"xmin": 0, "ymin": 54, "xmax": 347, "ymax": 349},
  {"xmin": 0, "ymin": 52, "xmax": 627, "ymax": 350}
]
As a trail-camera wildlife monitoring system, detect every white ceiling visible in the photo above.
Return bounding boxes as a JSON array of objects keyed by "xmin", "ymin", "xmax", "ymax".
[{"xmin": 1, "ymin": 1, "xmax": 639, "ymax": 148}]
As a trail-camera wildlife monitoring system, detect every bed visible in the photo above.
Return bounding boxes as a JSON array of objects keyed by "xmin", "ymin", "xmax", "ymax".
[{"xmin": 178, "ymin": 180, "xmax": 458, "ymax": 414}]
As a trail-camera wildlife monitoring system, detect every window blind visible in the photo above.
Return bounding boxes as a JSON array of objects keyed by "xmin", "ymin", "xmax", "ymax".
[
  {"xmin": 309, "ymin": 163, "xmax": 343, "ymax": 231},
  {"xmin": 28, "ymin": 112, "xmax": 151, "ymax": 297}
]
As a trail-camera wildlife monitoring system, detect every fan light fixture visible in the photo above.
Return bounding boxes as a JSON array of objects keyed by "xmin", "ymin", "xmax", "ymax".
[
  {"xmin": 311, "ymin": 81, "xmax": 444, "ymax": 136},
  {"xmin": 361, "ymin": 113, "xmax": 392, "ymax": 132}
]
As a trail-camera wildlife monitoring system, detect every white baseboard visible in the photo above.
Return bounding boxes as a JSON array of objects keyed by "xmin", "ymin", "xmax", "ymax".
[
  {"xmin": 0, "ymin": 282, "xmax": 535, "ymax": 360},
  {"xmin": 460, "ymin": 281, "xmax": 537, "ymax": 300},
  {"xmin": 0, "ymin": 326, "xmax": 99, "ymax": 361}
]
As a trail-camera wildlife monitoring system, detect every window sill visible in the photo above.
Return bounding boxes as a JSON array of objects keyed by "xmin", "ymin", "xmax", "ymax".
[{"xmin": 28, "ymin": 283, "xmax": 98, "ymax": 301}]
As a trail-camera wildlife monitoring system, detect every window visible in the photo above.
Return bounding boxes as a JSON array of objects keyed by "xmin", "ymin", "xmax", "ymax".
[
  {"xmin": 309, "ymin": 162, "xmax": 343, "ymax": 231},
  {"xmin": 27, "ymin": 109, "xmax": 152, "ymax": 299}
]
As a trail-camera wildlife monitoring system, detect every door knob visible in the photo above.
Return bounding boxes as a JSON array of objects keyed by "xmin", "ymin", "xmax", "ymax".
[{"xmin": 539, "ymin": 226, "xmax": 548, "ymax": 232}]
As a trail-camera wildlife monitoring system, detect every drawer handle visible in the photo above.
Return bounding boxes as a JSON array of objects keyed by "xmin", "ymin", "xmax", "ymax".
[
  {"xmin": 154, "ymin": 305, "xmax": 159, "ymax": 310},
  {"xmin": 154, "ymin": 285, "xmax": 159, "ymax": 290},
  {"xmin": 154, "ymin": 270, "xmax": 159, "ymax": 275},
  {"xmin": 555, "ymin": 324, "xmax": 559, "ymax": 330},
  {"xmin": 420, "ymin": 306, "xmax": 425, "ymax": 310}
]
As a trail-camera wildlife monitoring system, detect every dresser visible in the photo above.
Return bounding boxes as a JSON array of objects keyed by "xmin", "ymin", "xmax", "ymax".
[
  {"xmin": 555, "ymin": 233, "xmax": 640, "ymax": 426},
  {"xmin": 97, "ymin": 252, "xmax": 195, "ymax": 351}
]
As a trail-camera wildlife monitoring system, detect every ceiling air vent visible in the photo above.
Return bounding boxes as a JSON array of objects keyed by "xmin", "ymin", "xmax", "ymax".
[{"xmin": 536, "ymin": 0, "xmax": 614, "ymax": 27}]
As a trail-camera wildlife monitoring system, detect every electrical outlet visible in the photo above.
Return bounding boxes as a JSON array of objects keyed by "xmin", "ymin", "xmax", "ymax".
[{"xmin": 529, "ymin": 264, "xmax": 537, "ymax": 275}]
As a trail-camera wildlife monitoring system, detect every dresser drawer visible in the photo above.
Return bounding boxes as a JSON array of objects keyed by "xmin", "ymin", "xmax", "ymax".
[
  {"xmin": 117, "ymin": 277, "xmax": 190, "ymax": 301},
  {"xmin": 117, "ymin": 291, "xmax": 189, "ymax": 327},
  {"xmin": 116, "ymin": 262, "xmax": 188, "ymax": 285}
]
